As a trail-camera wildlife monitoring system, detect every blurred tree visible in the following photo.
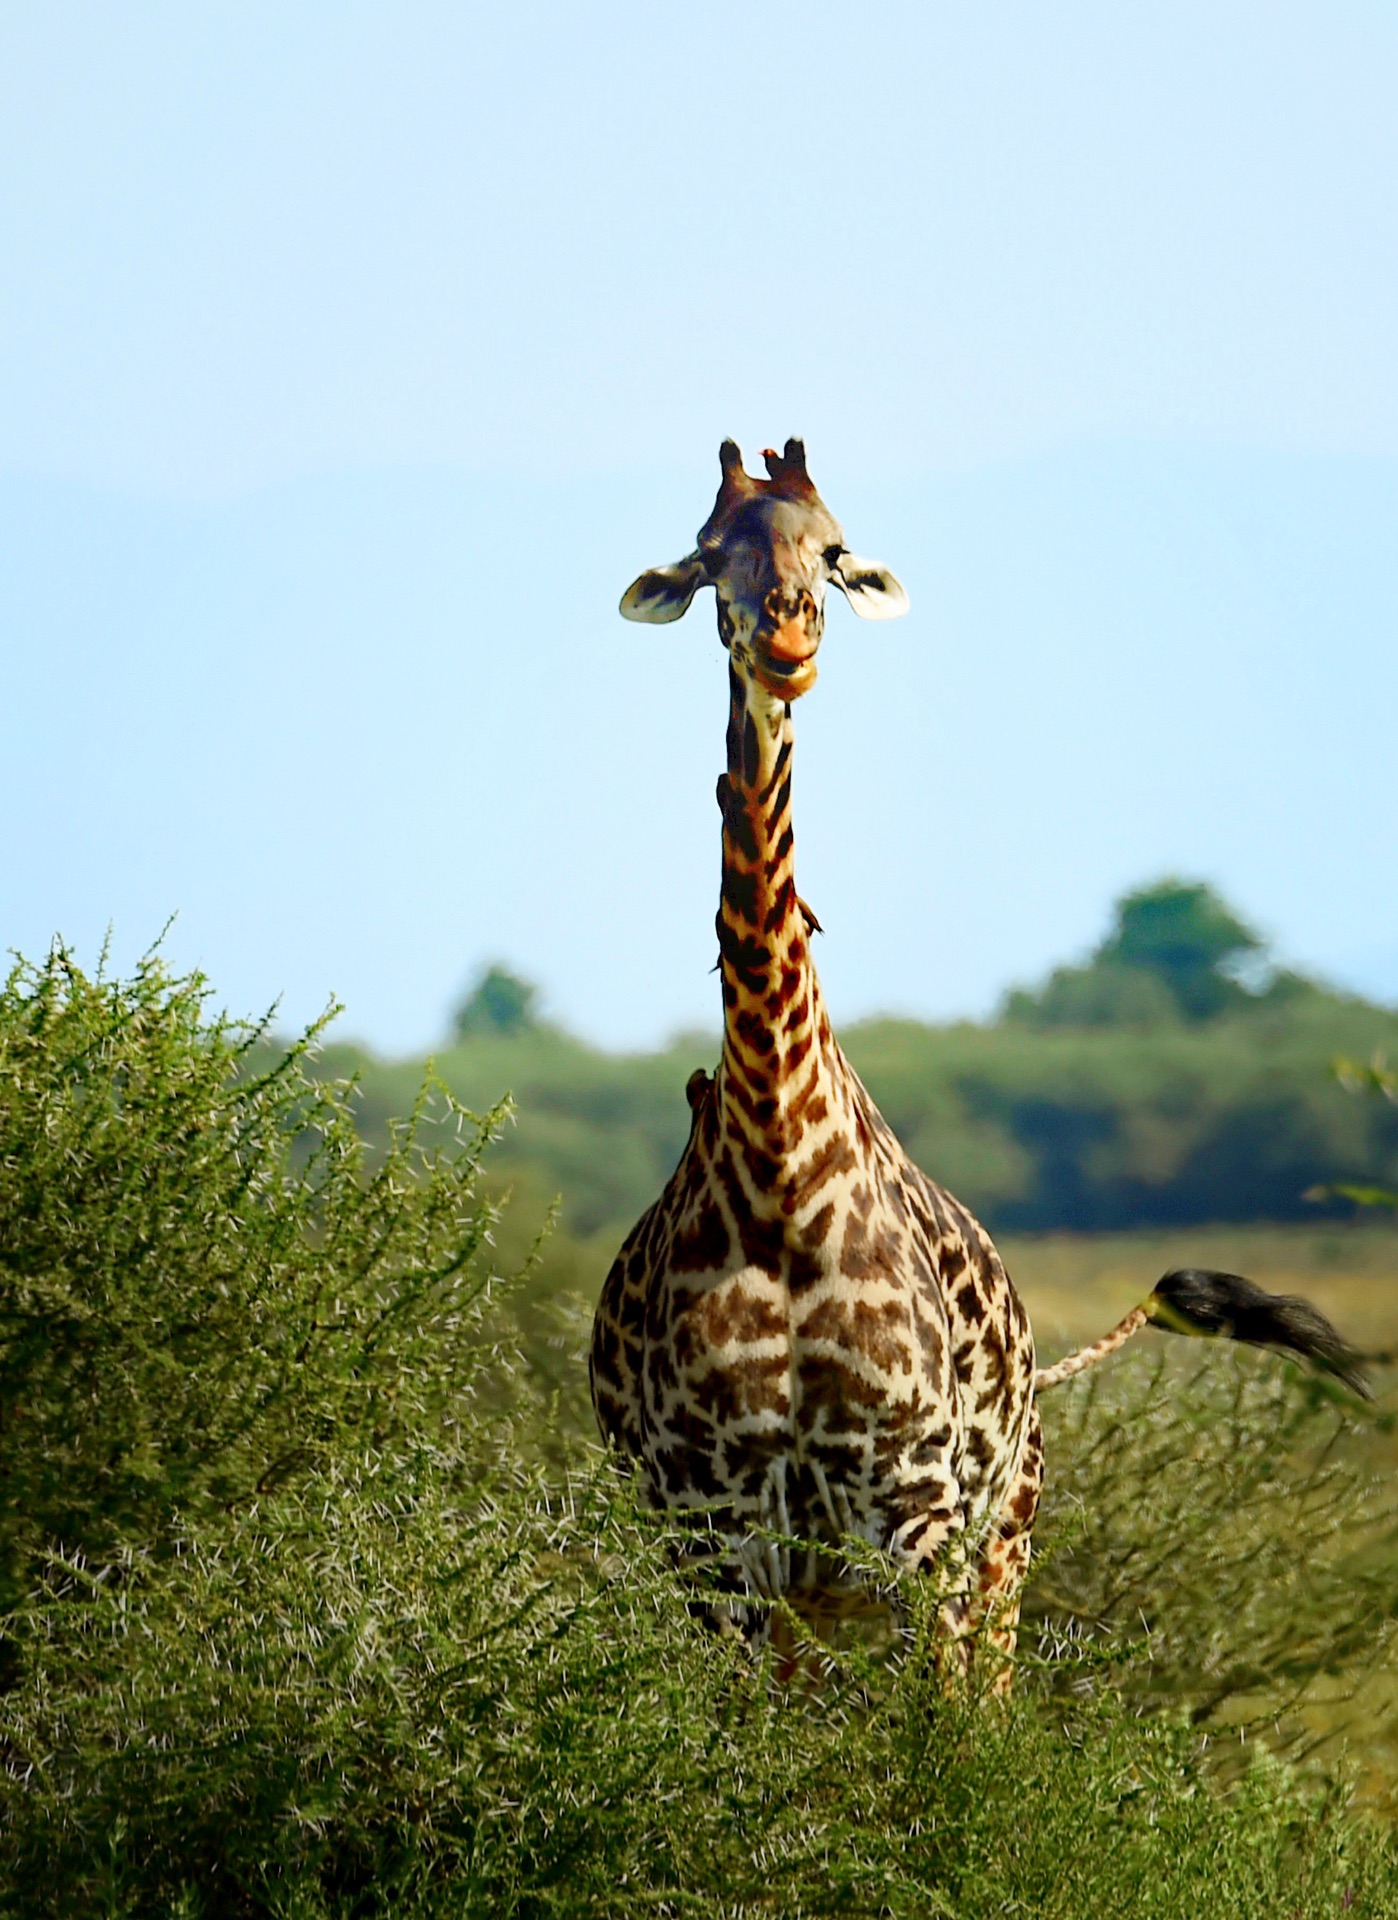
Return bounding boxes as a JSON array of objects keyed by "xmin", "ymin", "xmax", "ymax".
[
  {"xmin": 1099, "ymin": 879, "xmax": 1264, "ymax": 1020},
  {"xmin": 452, "ymin": 964, "xmax": 541, "ymax": 1040},
  {"xmin": 1003, "ymin": 960, "xmax": 1181, "ymax": 1032},
  {"xmin": 1006, "ymin": 879, "xmax": 1271, "ymax": 1028}
]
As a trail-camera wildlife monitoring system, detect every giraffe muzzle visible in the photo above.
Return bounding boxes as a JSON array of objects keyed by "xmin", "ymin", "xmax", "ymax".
[
  {"xmin": 762, "ymin": 613, "xmax": 819, "ymax": 665},
  {"xmin": 754, "ymin": 648, "xmax": 819, "ymax": 699},
  {"xmin": 753, "ymin": 614, "xmax": 821, "ymax": 697}
]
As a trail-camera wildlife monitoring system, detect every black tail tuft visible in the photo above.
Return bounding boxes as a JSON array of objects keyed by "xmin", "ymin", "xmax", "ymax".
[{"xmin": 1148, "ymin": 1268, "xmax": 1372, "ymax": 1399}]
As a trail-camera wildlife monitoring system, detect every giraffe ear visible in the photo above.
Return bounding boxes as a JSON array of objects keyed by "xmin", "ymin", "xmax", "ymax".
[
  {"xmin": 619, "ymin": 555, "xmax": 706, "ymax": 623},
  {"xmin": 830, "ymin": 555, "xmax": 909, "ymax": 621}
]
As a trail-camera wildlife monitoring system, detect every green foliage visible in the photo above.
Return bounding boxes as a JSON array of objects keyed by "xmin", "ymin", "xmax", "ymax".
[
  {"xmin": 1004, "ymin": 955, "xmax": 1184, "ymax": 1031},
  {"xmin": 452, "ymin": 963, "xmax": 541, "ymax": 1039},
  {"xmin": 1324, "ymin": 1184, "xmax": 1398, "ymax": 1213},
  {"xmin": 1031, "ymin": 1348, "xmax": 1398, "ymax": 1749},
  {"xmin": 0, "ymin": 944, "xmax": 512, "ymax": 1617},
  {"xmin": 1336, "ymin": 1056, "xmax": 1398, "ymax": 1103},
  {"xmin": 321, "ymin": 1021, "xmax": 704, "ymax": 1246},
  {"xmin": 316, "ymin": 887, "xmax": 1398, "ymax": 1264},
  {"xmin": 7, "ymin": 1475, "xmax": 1394, "ymax": 1920},
  {"xmin": 339, "ymin": 989, "xmax": 1398, "ymax": 1261},
  {"xmin": 1007, "ymin": 877, "xmax": 1273, "ymax": 1027},
  {"xmin": 890, "ymin": 995, "xmax": 1398, "ymax": 1232},
  {"xmin": 2, "ymin": 948, "xmax": 1397, "ymax": 1918},
  {"xmin": 1104, "ymin": 877, "xmax": 1265, "ymax": 1018},
  {"xmin": 1310, "ymin": 1055, "xmax": 1398, "ymax": 1214}
]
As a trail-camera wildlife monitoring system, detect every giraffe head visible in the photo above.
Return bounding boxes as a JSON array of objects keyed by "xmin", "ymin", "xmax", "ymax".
[{"xmin": 620, "ymin": 439, "xmax": 908, "ymax": 699}]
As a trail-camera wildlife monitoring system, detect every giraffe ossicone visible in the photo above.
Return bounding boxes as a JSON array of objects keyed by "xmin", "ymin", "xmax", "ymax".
[{"xmin": 590, "ymin": 438, "xmax": 1368, "ymax": 1687}]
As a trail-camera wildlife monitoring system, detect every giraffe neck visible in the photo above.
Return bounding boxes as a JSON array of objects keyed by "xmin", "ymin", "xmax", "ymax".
[{"xmin": 714, "ymin": 665, "xmax": 849, "ymax": 1186}]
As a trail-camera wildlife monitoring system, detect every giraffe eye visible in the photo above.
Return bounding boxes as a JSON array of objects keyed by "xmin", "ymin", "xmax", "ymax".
[
  {"xmin": 823, "ymin": 545, "xmax": 844, "ymax": 570},
  {"xmin": 699, "ymin": 548, "xmax": 724, "ymax": 578}
]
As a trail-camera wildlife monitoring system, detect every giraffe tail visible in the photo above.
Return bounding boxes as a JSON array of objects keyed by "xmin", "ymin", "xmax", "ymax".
[{"xmin": 1033, "ymin": 1267, "xmax": 1372, "ymax": 1399}]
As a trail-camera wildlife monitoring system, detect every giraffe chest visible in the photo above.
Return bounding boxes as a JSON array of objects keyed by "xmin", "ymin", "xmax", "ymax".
[
  {"xmin": 590, "ymin": 1123, "xmax": 1038, "ymax": 1592},
  {"xmin": 636, "ymin": 1178, "xmax": 1004, "ymax": 1553}
]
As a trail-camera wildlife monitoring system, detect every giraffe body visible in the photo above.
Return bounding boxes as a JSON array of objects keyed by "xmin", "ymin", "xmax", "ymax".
[
  {"xmin": 591, "ymin": 441, "xmax": 1042, "ymax": 1659},
  {"xmin": 593, "ymin": 1038, "xmax": 1042, "ymax": 1634},
  {"xmin": 591, "ymin": 439, "xmax": 1369, "ymax": 1674}
]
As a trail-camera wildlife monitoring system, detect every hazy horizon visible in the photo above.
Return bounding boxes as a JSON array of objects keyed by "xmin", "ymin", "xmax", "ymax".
[{"xmin": 4, "ymin": 6, "xmax": 1395, "ymax": 1050}]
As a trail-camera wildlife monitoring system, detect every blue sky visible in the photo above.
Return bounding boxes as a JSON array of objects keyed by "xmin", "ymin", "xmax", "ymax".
[{"xmin": 2, "ymin": 4, "xmax": 1395, "ymax": 1050}]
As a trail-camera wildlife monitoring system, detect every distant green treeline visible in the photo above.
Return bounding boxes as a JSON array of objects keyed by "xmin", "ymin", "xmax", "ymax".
[{"xmin": 315, "ymin": 882, "xmax": 1398, "ymax": 1255}]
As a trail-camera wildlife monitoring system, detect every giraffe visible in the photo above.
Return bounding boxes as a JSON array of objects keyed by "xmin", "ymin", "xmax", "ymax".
[{"xmin": 589, "ymin": 438, "xmax": 1369, "ymax": 1682}]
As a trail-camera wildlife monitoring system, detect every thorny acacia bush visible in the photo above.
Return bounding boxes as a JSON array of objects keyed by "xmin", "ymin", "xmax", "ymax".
[
  {"xmin": 0, "ymin": 946, "xmax": 513, "ymax": 1619},
  {"xmin": 1029, "ymin": 1351, "xmax": 1398, "ymax": 1764},
  {"xmin": 0, "ymin": 948, "xmax": 1395, "ymax": 1918}
]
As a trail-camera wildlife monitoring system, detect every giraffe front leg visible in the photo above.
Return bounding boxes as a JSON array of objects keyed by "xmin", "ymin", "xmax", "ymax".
[
  {"xmin": 886, "ymin": 1503, "xmax": 977, "ymax": 1682},
  {"xmin": 968, "ymin": 1404, "xmax": 1044, "ymax": 1697}
]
